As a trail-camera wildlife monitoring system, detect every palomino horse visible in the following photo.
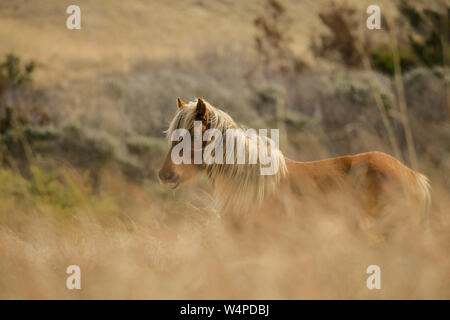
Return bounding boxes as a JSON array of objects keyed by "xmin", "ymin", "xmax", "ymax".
[{"xmin": 159, "ymin": 98, "xmax": 431, "ymax": 226}]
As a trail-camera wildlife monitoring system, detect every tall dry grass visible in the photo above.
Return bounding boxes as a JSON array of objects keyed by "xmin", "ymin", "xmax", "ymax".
[
  {"xmin": 0, "ymin": 164, "xmax": 449, "ymax": 299},
  {"xmin": 0, "ymin": 0, "xmax": 448, "ymax": 300}
]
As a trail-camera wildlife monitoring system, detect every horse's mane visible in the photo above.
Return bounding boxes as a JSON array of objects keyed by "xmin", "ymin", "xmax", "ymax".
[{"xmin": 166, "ymin": 99, "xmax": 288, "ymax": 214}]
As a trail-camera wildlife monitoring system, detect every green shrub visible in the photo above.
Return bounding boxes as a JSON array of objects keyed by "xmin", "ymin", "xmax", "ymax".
[
  {"xmin": 283, "ymin": 112, "xmax": 319, "ymax": 132},
  {"xmin": 398, "ymin": 0, "xmax": 423, "ymax": 27},
  {"xmin": 410, "ymin": 30, "xmax": 444, "ymax": 67},
  {"xmin": 24, "ymin": 126, "xmax": 61, "ymax": 141},
  {"xmin": 383, "ymin": 1, "xmax": 448, "ymax": 73},
  {"xmin": 334, "ymin": 79, "xmax": 370, "ymax": 104},
  {"xmin": 369, "ymin": 45, "xmax": 420, "ymax": 76},
  {"xmin": 61, "ymin": 123, "xmax": 114, "ymax": 167},
  {"xmin": 125, "ymin": 135, "xmax": 165, "ymax": 157},
  {"xmin": 254, "ymin": 85, "xmax": 285, "ymax": 115},
  {"xmin": 0, "ymin": 54, "xmax": 35, "ymax": 92},
  {"xmin": 380, "ymin": 92, "xmax": 394, "ymax": 112},
  {"xmin": 104, "ymin": 80, "xmax": 125, "ymax": 100}
]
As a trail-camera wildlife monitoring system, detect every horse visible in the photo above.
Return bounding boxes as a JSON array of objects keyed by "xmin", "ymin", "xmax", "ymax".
[{"xmin": 158, "ymin": 98, "xmax": 431, "ymax": 229}]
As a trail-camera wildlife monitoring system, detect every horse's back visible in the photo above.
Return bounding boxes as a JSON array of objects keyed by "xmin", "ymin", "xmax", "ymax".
[{"xmin": 284, "ymin": 151, "xmax": 429, "ymax": 218}]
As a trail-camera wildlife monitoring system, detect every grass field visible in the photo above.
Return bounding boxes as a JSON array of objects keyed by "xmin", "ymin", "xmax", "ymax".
[{"xmin": 0, "ymin": 0, "xmax": 449, "ymax": 299}]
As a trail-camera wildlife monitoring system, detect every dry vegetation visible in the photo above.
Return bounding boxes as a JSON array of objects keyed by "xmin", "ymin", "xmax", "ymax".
[{"xmin": 0, "ymin": 0, "xmax": 449, "ymax": 299}]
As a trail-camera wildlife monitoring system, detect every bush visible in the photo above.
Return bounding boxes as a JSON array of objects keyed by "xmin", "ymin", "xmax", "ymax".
[
  {"xmin": 254, "ymin": 85, "xmax": 285, "ymax": 115},
  {"xmin": 61, "ymin": 123, "xmax": 114, "ymax": 168},
  {"xmin": 369, "ymin": 45, "xmax": 420, "ymax": 76},
  {"xmin": 24, "ymin": 126, "xmax": 61, "ymax": 142},
  {"xmin": 334, "ymin": 78, "xmax": 370, "ymax": 105},
  {"xmin": 0, "ymin": 54, "xmax": 35, "ymax": 93},
  {"xmin": 399, "ymin": 1, "xmax": 448, "ymax": 67},
  {"xmin": 369, "ymin": 1, "xmax": 448, "ymax": 76},
  {"xmin": 126, "ymin": 135, "xmax": 165, "ymax": 158}
]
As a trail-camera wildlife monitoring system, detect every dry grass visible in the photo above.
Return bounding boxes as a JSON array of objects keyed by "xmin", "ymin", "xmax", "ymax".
[
  {"xmin": 0, "ymin": 0, "xmax": 401, "ymax": 84},
  {"xmin": 0, "ymin": 165, "xmax": 449, "ymax": 299},
  {"xmin": 0, "ymin": 0, "xmax": 448, "ymax": 299}
]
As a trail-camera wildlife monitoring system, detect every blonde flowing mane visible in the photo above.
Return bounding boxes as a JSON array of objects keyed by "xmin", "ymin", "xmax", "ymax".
[{"xmin": 166, "ymin": 99, "xmax": 288, "ymax": 214}]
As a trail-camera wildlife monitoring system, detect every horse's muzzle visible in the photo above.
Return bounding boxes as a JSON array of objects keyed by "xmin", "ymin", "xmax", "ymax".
[{"xmin": 158, "ymin": 170, "xmax": 180, "ymax": 189}]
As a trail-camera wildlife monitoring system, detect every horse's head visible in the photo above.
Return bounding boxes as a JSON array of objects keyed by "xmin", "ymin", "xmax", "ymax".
[{"xmin": 158, "ymin": 98, "xmax": 210, "ymax": 189}]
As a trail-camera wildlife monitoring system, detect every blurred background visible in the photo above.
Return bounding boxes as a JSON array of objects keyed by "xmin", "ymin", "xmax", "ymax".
[{"xmin": 0, "ymin": 0, "xmax": 448, "ymax": 299}]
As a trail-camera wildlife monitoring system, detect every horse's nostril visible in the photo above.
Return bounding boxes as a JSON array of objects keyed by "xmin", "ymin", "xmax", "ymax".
[
  {"xmin": 159, "ymin": 170, "xmax": 178, "ymax": 183},
  {"xmin": 166, "ymin": 172, "xmax": 174, "ymax": 181}
]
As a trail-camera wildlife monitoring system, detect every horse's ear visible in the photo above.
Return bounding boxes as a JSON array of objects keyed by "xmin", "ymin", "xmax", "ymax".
[
  {"xmin": 196, "ymin": 98, "xmax": 208, "ymax": 121},
  {"xmin": 177, "ymin": 97, "xmax": 186, "ymax": 109}
]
